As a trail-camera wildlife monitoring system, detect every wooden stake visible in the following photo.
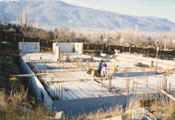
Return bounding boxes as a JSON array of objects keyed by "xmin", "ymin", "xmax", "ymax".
[
  {"xmin": 93, "ymin": 69, "xmax": 95, "ymax": 81},
  {"xmin": 109, "ymin": 76, "xmax": 111, "ymax": 88},
  {"xmin": 126, "ymin": 78, "xmax": 130, "ymax": 94},
  {"xmin": 91, "ymin": 56, "xmax": 93, "ymax": 62},
  {"xmin": 124, "ymin": 69, "xmax": 129, "ymax": 77},
  {"xmin": 169, "ymin": 83, "xmax": 171, "ymax": 94},
  {"xmin": 113, "ymin": 65, "xmax": 118, "ymax": 74},
  {"xmin": 72, "ymin": 58, "xmax": 74, "ymax": 65},
  {"xmin": 108, "ymin": 69, "xmax": 112, "ymax": 88},
  {"xmin": 157, "ymin": 79, "xmax": 160, "ymax": 91},
  {"xmin": 144, "ymin": 72, "xmax": 148, "ymax": 87},
  {"xmin": 66, "ymin": 55, "xmax": 69, "ymax": 62},
  {"xmin": 76, "ymin": 57, "xmax": 80, "ymax": 67},
  {"xmin": 162, "ymin": 75, "xmax": 167, "ymax": 91},
  {"xmin": 132, "ymin": 81, "xmax": 135, "ymax": 94},
  {"xmin": 79, "ymin": 59, "xmax": 82, "ymax": 67},
  {"xmin": 62, "ymin": 60, "xmax": 65, "ymax": 68},
  {"xmin": 86, "ymin": 60, "xmax": 89, "ymax": 69},
  {"xmin": 100, "ymin": 70, "xmax": 103, "ymax": 86},
  {"xmin": 136, "ymin": 80, "xmax": 138, "ymax": 94}
]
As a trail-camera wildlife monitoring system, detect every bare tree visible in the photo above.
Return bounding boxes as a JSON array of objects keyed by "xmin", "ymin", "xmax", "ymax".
[{"xmin": 55, "ymin": 26, "xmax": 69, "ymax": 42}]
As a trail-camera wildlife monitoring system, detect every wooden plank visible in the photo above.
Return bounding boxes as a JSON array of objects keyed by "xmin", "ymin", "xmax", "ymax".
[
  {"xmin": 11, "ymin": 73, "xmax": 47, "ymax": 77},
  {"xmin": 161, "ymin": 90, "xmax": 175, "ymax": 102}
]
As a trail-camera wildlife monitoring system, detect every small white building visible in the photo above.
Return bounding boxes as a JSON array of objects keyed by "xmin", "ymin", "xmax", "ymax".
[
  {"xmin": 19, "ymin": 42, "xmax": 40, "ymax": 54},
  {"xmin": 53, "ymin": 42, "xmax": 83, "ymax": 54}
]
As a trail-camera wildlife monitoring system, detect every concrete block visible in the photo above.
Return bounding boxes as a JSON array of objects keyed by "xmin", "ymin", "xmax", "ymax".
[
  {"xmin": 142, "ymin": 114, "xmax": 154, "ymax": 120},
  {"xmin": 132, "ymin": 108, "xmax": 156, "ymax": 120},
  {"xmin": 54, "ymin": 111, "xmax": 63, "ymax": 120},
  {"xmin": 132, "ymin": 113, "xmax": 142, "ymax": 120}
]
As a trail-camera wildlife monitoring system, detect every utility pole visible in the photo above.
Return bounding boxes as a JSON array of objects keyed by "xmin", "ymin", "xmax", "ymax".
[
  {"xmin": 155, "ymin": 41, "xmax": 159, "ymax": 68},
  {"xmin": 164, "ymin": 36, "xmax": 167, "ymax": 50}
]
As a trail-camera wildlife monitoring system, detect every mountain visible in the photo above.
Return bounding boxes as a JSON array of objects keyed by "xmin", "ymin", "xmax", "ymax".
[{"xmin": 0, "ymin": 0, "xmax": 175, "ymax": 32}]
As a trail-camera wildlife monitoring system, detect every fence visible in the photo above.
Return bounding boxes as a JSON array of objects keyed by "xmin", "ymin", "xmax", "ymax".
[{"xmin": 1, "ymin": 32, "xmax": 175, "ymax": 58}]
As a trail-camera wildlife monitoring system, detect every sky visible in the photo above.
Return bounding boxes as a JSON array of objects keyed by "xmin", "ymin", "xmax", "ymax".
[{"xmin": 62, "ymin": 0, "xmax": 175, "ymax": 22}]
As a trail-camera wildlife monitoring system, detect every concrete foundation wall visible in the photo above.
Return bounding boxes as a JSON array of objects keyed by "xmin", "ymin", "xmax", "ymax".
[
  {"xmin": 19, "ymin": 57, "xmax": 53, "ymax": 107},
  {"xmin": 58, "ymin": 43, "xmax": 73, "ymax": 53},
  {"xmin": 19, "ymin": 42, "xmax": 40, "ymax": 54},
  {"xmin": 53, "ymin": 43, "xmax": 83, "ymax": 54},
  {"xmin": 53, "ymin": 45, "xmax": 60, "ymax": 61},
  {"xmin": 53, "ymin": 95, "xmax": 136, "ymax": 116},
  {"xmin": 74, "ymin": 43, "xmax": 83, "ymax": 54},
  {"xmin": 117, "ymin": 71, "xmax": 157, "ymax": 77},
  {"xmin": 55, "ymin": 46, "xmax": 60, "ymax": 61}
]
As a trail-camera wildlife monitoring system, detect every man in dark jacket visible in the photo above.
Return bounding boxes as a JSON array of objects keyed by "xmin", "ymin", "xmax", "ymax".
[{"xmin": 97, "ymin": 59, "xmax": 103, "ymax": 77}]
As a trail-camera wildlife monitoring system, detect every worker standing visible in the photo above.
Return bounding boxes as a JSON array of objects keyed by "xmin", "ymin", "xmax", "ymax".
[
  {"xmin": 102, "ymin": 61, "xmax": 107, "ymax": 79},
  {"xmin": 97, "ymin": 59, "xmax": 103, "ymax": 77}
]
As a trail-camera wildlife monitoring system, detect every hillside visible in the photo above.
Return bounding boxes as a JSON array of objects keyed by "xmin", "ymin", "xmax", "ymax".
[
  {"xmin": 0, "ymin": 41, "xmax": 50, "ymax": 119},
  {"xmin": 0, "ymin": 0, "xmax": 175, "ymax": 32}
]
